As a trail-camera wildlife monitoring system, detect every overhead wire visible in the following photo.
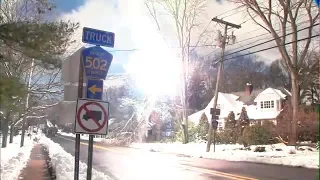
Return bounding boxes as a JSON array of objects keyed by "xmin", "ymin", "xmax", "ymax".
[
  {"xmin": 108, "ymin": 19, "xmax": 315, "ymax": 54},
  {"xmin": 236, "ymin": 17, "xmax": 312, "ymax": 39},
  {"xmin": 108, "ymin": 3, "xmax": 316, "ymax": 55},
  {"xmin": 225, "ymin": 23, "xmax": 319, "ymax": 57},
  {"xmin": 109, "ymin": 22, "xmax": 220, "ymax": 52},
  {"xmin": 229, "ymin": 19, "xmax": 313, "ymax": 53},
  {"xmin": 214, "ymin": 4, "xmax": 246, "ymax": 19},
  {"xmin": 221, "ymin": 34, "xmax": 319, "ymax": 62}
]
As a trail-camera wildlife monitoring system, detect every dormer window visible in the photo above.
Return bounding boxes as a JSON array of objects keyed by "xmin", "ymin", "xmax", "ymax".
[{"xmin": 260, "ymin": 101, "xmax": 274, "ymax": 109}]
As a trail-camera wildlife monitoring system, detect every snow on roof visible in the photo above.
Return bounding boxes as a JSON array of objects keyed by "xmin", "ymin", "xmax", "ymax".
[
  {"xmin": 188, "ymin": 110, "xmax": 206, "ymax": 123},
  {"xmin": 205, "ymin": 92, "xmax": 240, "ymax": 110},
  {"xmin": 189, "ymin": 87, "xmax": 289, "ymax": 123},
  {"xmin": 256, "ymin": 87, "xmax": 287, "ymax": 100}
]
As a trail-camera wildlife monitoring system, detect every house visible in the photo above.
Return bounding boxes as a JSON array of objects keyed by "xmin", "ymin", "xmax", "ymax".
[{"xmin": 188, "ymin": 83, "xmax": 291, "ymax": 131}]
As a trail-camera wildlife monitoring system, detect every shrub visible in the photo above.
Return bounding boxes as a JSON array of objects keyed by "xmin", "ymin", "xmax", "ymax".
[
  {"xmin": 239, "ymin": 124, "xmax": 275, "ymax": 146},
  {"xmin": 216, "ymin": 129, "xmax": 237, "ymax": 144},
  {"xmin": 254, "ymin": 146, "xmax": 266, "ymax": 152},
  {"xmin": 175, "ymin": 122, "xmax": 198, "ymax": 142},
  {"xmin": 277, "ymin": 102, "xmax": 318, "ymax": 142}
]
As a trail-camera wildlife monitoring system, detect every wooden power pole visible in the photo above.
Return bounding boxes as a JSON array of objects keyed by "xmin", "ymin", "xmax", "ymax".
[{"xmin": 206, "ymin": 17, "xmax": 241, "ymax": 152}]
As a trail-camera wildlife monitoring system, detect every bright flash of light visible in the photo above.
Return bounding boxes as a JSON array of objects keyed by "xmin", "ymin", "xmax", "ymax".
[{"xmin": 124, "ymin": 18, "xmax": 182, "ymax": 97}]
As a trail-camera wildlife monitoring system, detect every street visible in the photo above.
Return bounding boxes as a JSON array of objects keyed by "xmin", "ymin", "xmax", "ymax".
[{"xmin": 51, "ymin": 134, "xmax": 318, "ymax": 180}]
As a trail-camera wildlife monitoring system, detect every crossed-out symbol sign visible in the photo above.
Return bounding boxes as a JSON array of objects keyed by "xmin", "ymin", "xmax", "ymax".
[{"xmin": 76, "ymin": 100, "xmax": 108, "ymax": 133}]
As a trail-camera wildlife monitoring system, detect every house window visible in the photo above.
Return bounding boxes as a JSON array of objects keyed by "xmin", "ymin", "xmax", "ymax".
[{"xmin": 261, "ymin": 101, "xmax": 274, "ymax": 109}]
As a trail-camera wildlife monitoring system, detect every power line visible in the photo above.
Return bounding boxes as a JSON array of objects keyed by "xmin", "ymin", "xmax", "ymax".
[
  {"xmin": 203, "ymin": 21, "xmax": 316, "ymax": 59},
  {"xmin": 218, "ymin": 5, "xmax": 246, "ymax": 19},
  {"xmin": 222, "ymin": 34, "xmax": 319, "ymax": 62},
  {"xmin": 108, "ymin": 43, "xmax": 220, "ymax": 52},
  {"xmin": 229, "ymin": 20, "xmax": 313, "ymax": 52},
  {"xmin": 215, "ymin": 5, "xmax": 246, "ymax": 19},
  {"xmin": 236, "ymin": 18, "xmax": 311, "ymax": 39},
  {"xmin": 107, "ymin": 20, "xmax": 315, "ymax": 53},
  {"xmin": 225, "ymin": 23, "xmax": 319, "ymax": 57}
]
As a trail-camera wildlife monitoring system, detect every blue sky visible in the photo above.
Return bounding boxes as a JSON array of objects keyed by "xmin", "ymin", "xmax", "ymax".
[
  {"xmin": 52, "ymin": 0, "xmax": 86, "ymax": 13},
  {"xmin": 52, "ymin": 0, "xmax": 127, "ymax": 74}
]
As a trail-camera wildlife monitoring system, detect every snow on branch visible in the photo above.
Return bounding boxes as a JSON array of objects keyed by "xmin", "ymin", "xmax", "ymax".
[
  {"xmin": 31, "ymin": 102, "xmax": 60, "ymax": 110},
  {"xmin": 26, "ymin": 115, "xmax": 47, "ymax": 119},
  {"xmin": 30, "ymin": 89, "xmax": 63, "ymax": 94}
]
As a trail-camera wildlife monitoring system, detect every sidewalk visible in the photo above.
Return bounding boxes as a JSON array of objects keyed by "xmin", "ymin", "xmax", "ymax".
[{"xmin": 18, "ymin": 144, "xmax": 55, "ymax": 180}]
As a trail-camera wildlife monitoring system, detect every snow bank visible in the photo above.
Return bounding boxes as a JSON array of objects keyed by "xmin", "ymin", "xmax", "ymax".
[
  {"xmin": 39, "ymin": 134, "xmax": 112, "ymax": 180},
  {"xmin": 0, "ymin": 134, "xmax": 37, "ymax": 180},
  {"xmin": 130, "ymin": 142, "xmax": 319, "ymax": 169}
]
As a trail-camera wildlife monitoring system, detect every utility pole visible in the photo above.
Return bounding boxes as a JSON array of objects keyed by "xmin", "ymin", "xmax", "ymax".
[{"xmin": 206, "ymin": 17, "xmax": 241, "ymax": 152}]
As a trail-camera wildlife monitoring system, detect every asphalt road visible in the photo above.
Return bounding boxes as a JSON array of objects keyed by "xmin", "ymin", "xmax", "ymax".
[{"xmin": 51, "ymin": 134, "xmax": 318, "ymax": 180}]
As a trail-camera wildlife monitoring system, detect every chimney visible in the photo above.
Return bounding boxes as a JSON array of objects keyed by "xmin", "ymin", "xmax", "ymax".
[{"xmin": 245, "ymin": 83, "xmax": 253, "ymax": 95}]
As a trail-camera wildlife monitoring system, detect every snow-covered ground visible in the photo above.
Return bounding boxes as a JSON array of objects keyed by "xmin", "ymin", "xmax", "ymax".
[
  {"xmin": 130, "ymin": 142, "xmax": 319, "ymax": 169},
  {"xmin": 39, "ymin": 134, "xmax": 112, "ymax": 180},
  {"xmin": 0, "ymin": 133, "xmax": 112, "ymax": 180},
  {"xmin": 0, "ymin": 134, "xmax": 37, "ymax": 180}
]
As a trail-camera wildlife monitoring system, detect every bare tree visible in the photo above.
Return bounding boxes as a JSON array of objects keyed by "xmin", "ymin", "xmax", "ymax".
[
  {"xmin": 144, "ymin": 0, "xmax": 208, "ymax": 143},
  {"xmin": 231, "ymin": 0, "xmax": 318, "ymax": 145}
]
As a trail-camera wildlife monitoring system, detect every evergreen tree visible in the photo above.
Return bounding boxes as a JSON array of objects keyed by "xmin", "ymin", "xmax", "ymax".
[
  {"xmin": 221, "ymin": 111, "xmax": 237, "ymax": 144},
  {"xmin": 238, "ymin": 107, "xmax": 250, "ymax": 136},
  {"xmin": 225, "ymin": 111, "xmax": 236, "ymax": 129},
  {"xmin": 197, "ymin": 113, "xmax": 209, "ymax": 140},
  {"xmin": 0, "ymin": 0, "xmax": 79, "ymax": 69}
]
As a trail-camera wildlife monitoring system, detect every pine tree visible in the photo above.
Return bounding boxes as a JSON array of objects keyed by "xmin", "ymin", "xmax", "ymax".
[
  {"xmin": 238, "ymin": 107, "xmax": 250, "ymax": 135},
  {"xmin": 222, "ymin": 111, "xmax": 237, "ymax": 144},
  {"xmin": 225, "ymin": 111, "xmax": 236, "ymax": 129},
  {"xmin": 0, "ymin": 1, "xmax": 79, "ymax": 69},
  {"xmin": 197, "ymin": 113, "xmax": 209, "ymax": 140}
]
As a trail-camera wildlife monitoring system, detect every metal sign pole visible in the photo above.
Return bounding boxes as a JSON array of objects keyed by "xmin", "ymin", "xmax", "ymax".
[
  {"xmin": 77, "ymin": 27, "xmax": 114, "ymax": 180},
  {"xmin": 213, "ymin": 130, "xmax": 216, "ymax": 152},
  {"xmin": 87, "ymin": 135, "xmax": 94, "ymax": 180},
  {"xmin": 74, "ymin": 57, "xmax": 83, "ymax": 180}
]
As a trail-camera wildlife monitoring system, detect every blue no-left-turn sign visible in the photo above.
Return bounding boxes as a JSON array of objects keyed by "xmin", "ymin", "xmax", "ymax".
[{"xmin": 81, "ymin": 46, "xmax": 113, "ymax": 79}]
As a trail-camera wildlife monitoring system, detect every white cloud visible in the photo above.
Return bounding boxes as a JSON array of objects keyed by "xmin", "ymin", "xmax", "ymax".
[
  {"xmin": 60, "ymin": 0, "xmax": 181, "ymax": 95},
  {"xmin": 59, "ymin": 0, "xmax": 318, "ymax": 95}
]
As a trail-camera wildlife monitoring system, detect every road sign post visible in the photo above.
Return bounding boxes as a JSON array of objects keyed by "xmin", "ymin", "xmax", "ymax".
[
  {"xmin": 210, "ymin": 108, "xmax": 220, "ymax": 153},
  {"xmin": 74, "ymin": 54, "xmax": 84, "ymax": 180},
  {"xmin": 74, "ymin": 27, "xmax": 114, "ymax": 180}
]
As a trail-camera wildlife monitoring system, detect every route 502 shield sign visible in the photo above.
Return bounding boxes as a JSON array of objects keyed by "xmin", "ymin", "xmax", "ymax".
[
  {"xmin": 81, "ymin": 46, "xmax": 113, "ymax": 79},
  {"xmin": 74, "ymin": 99, "xmax": 109, "ymax": 135}
]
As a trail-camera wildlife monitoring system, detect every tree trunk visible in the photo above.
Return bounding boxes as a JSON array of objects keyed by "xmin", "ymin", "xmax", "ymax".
[
  {"xmin": 1, "ymin": 121, "xmax": 9, "ymax": 148},
  {"xmin": 181, "ymin": 64, "xmax": 189, "ymax": 144},
  {"xmin": 20, "ymin": 119, "xmax": 27, "ymax": 147},
  {"xmin": 288, "ymin": 73, "xmax": 299, "ymax": 145},
  {"xmin": 9, "ymin": 124, "xmax": 14, "ymax": 143},
  {"xmin": 182, "ymin": 89, "xmax": 189, "ymax": 144}
]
